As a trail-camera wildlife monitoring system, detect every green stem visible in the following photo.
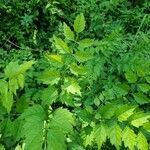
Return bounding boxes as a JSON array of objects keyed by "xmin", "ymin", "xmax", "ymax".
[
  {"xmin": 130, "ymin": 14, "xmax": 147, "ymax": 50},
  {"xmin": 135, "ymin": 14, "xmax": 147, "ymax": 38}
]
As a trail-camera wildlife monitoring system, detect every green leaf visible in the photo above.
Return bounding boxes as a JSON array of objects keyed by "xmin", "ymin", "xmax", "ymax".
[
  {"xmin": 136, "ymin": 132, "xmax": 148, "ymax": 150},
  {"xmin": 20, "ymin": 105, "xmax": 46, "ymax": 120},
  {"xmin": 108, "ymin": 124, "xmax": 122, "ymax": 150},
  {"xmin": 133, "ymin": 93, "xmax": 150, "ymax": 104},
  {"xmin": 145, "ymin": 76, "xmax": 150, "ymax": 83},
  {"xmin": 94, "ymin": 97, "xmax": 100, "ymax": 106},
  {"xmin": 9, "ymin": 78, "xmax": 18, "ymax": 95},
  {"xmin": 94, "ymin": 124, "xmax": 107, "ymax": 150},
  {"xmin": 64, "ymin": 78, "xmax": 81, "ymax": 96},
  {"xmin": 47, "ymin": 128, "xmax": 66, "ymax": 150},
  {"xmin": 4, "ymin": 62, "xmax": 19, "ymax": 78},
  {"xmin": 16, "ymin": 95, "xmax": 29, "ymax": 113},
  {"xmin": 115, "ymin": 105, "xmax": 137, "ymax": 122},
  {"xmin": 41, "ymin": 86, "xmax": 58, "ymax": 106},
  {"xmin": 113, "ymin": 83, "xmax": 129, "ymax": 97},
  {"xmin": 74, "ymin": 51, "xmax": 93, "ymax": 62},
  {"xmin": 0, "ymin": 144, "xmax": 5, "ymax": 150},
  {"xmin": 23, "ymin": 117, "xmax": 44, "ymax": 150},
  {"xmin": 17, "ymin": 74, "xmax": 24, "ymax": 89},
  {"xmin": 38, "ymin": 70, "xmax": 60, "ymax": 85},
  {"xmin": 0, "ymin": 80, "xmax": 8, "ymax": 95},
  {"xmin": 143, "ymin": 122, "xmax": 150, "ymax": 132},
  {"xmin": 0, "ymin": 105, "xmax": 7, "ymax": 116},
  {"xmin": 47, "ymin": 108, "xmax": 74, "ymax": 149},
  {"xmin": 18, "ymin": 61, "xmax": 35, "ymax": 74},
  {"xmin": 53, "ymin": 36, "xmax": 71, "ymax": 53},
  {"xmin": 70, "ymin": 63, "xmax": 87, "ymax": 76},
  {"xmin": 130, "ymin": 113, "xmax": 150, "ymax": 128},
  {"xmin": 63, "ymin": 23, "xmax": 74, "ymax": 41},
  {"xmin": 45, "ymin": 54, "xmax": 63, "ymax": 64},
  {"xmin": 83, "ymin": 132, "xmax": 94, "ymax": 147},
  {"xmin": 15, "ymin": 144, "xmax": 24, "ymax": 150},
  {"xmin": 136, "ymin": 65, "xmax": 146, "ymax": 77},
  {"xmin": 59, "ymin": 91, "xmax": 74, "ymax": 106},
  {"xmin": 122, "ymin": 127, "xmax": 136, "ymax": 150},
  {"xmin": 11, "ymin": 119, "xmax": 24, "ymax": 142},
  {"xmin": 138, "ymin": 84, "xmax": 150, "ymax": 93},
  {"xmin": 4, "ymin": 61, "xmax": 35, "ymax": 79},
  {"xmin": 2, "ymin": 91, "xmax": 13, "ymax": 113},
  {"xmin": 50, "ymin": 108, "xmax": 74, "ymax": 134},
  {"xmin": 125, "ymin": 70, "xmax": 137, "ymax": 83},
  {"xmin": 68, "ymin": 143, "xmax": 85, "ymax": 150},
  {"xmin": 99, "ymin": 101, "xmax": 122, "ymax": 119},
  {"xmin": 73, "ymin": 13, "xmax": 85, "ymax": 33},
  {"xmin": 20, "ymin": 105, "xmax": 46, "ymax": 150},
  {"xmin": 117, "ymin": 106, "xmax": 136, "ymax": 122},
  {"xmin": 78, "ymin": 38, "xmax": 94, "ymax": 48},
  {"xmin": 0, "ymin": 118, "xmax": 12, "ymax": 137}
]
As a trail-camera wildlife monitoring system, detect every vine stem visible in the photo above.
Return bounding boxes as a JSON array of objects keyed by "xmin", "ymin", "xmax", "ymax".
[
  {"xmin": 6, "ymin": 39, "xmax": 36, "ymax": 51},
  {"xmin": 7, "ymin": 40, "xmax": 27, "ymax": 50}
]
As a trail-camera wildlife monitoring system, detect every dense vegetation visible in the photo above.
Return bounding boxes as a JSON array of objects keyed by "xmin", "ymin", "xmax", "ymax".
[{"xmin": 0, "ymin": 0, "xmax": 150, "ymax": 150}]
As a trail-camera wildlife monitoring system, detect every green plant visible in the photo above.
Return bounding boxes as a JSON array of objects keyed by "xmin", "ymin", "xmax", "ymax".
[
  {"xmin": 0, "ymin": 0, "xmax": 72, "ymax": 51},
  {"xmin": 40, "ymin": 13, "xmax": 150, "ymax": 150},
  {"xmin": 0, "ymin": 14, "xmax": 150, "ymax": 150},
  {"xmin": 0, "ymin": 61, "xmax": 35, "ymax": 112}
]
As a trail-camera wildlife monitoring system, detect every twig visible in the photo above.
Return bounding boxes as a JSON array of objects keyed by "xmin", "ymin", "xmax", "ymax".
[{"xmin": 7, "ymin": 39, "xmax": 27, "ymax": 50}]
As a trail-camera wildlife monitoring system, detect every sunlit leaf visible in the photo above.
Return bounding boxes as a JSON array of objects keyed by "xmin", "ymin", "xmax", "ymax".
[
  {"xmin": 122, "ymin": 127, "xmax": 136, "ymax": 150},
  {"xmin": 63, "ymin": 23, "xmax": 74, "ymax": 41},
  {"xmin": 74, "ymin": 13, "xmax": 85, "ymax": 33},
  {"xmin": 136, "ymin": 132, "xmax": 148, "ymax": 150},
  {"xmin": 94, "ymin": 124, "xmax": 107, "ymax": 149},
  {"xmin": 53, "ymin": 36, "xmax": 71, "ymax": 53}
]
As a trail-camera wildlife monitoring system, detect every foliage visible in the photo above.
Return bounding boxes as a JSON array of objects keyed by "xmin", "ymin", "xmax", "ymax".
[{"xmin": 0, "ymin": 0, "xmax": 150, "ymax": 150}]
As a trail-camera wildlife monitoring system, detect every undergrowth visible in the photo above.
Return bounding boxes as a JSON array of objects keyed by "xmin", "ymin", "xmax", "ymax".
[{"xmin": 0, "ymin": 0, "xmax": 150, "ymax": 150}]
